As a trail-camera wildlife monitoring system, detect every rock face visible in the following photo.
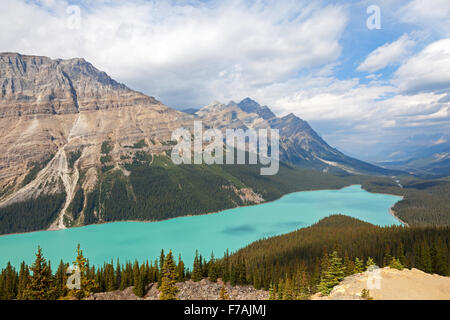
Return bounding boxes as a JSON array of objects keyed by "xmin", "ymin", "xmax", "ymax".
[
  {"xmin": 0, "ymin": 52, "xmax": 193, "ymax": 229},
  {"xmin": 311, "ymin": 267, "xmax": 450, "ymax": 300},
  {"xmin": 195, "ymin": 98, "xmax": 400, "ymax": 175},
  {"xmin": 87, "ymin": 279, "xmax": 269, "ymax": 300}
]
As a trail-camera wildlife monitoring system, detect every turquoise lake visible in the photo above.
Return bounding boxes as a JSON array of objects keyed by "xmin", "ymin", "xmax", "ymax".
[{"xmin": 0, "ymin": 185, "xmax": 403, "ymax": 269}]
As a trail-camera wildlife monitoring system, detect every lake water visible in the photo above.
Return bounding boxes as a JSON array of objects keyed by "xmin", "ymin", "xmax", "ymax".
[{"xmin": 0, "ymin": 185, "xmax": 403, "ymax": 269}]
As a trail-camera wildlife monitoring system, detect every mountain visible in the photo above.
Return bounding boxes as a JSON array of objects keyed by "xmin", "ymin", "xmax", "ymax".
[
  {"xmin": 237, "ymin": 97, "xmax": 276, "ymax": 120},
  {"xmin": 181, "ymin": 108, "xmax": 200, "ymax": 115},
  {"xmin": 194, "ymin": 98, "xmax": 402, "ymax": 175},
  {"xmin": 0, "ymin": 53, "xmax": 398, "ymax": 235},
  {"xmin": 0, "ymin": 52, "xmax": 196, "ymax": 233},
  {"xmin": 376, "ymin": 134, "xmax": 450, "ymax": 177}
]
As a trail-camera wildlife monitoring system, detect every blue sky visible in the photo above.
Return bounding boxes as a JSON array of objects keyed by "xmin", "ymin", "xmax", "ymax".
[{"xmin": 0, "ymin": 0, "xmax": 449, "ymax": 159}]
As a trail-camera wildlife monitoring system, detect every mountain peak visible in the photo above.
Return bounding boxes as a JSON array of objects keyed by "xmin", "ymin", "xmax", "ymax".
[
  {"xmin": 237, "ymin": 98, "xmax": 275, "ymax": 120},
  {"xmin": 0, "ymin": 53, "xmax": 159, "ymax": 117}
]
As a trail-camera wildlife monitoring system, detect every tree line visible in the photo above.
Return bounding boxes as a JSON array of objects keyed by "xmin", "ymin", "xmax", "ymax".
[{"xmin": 0, "ymin": 215, "xmax": 448, "ymax": 300}]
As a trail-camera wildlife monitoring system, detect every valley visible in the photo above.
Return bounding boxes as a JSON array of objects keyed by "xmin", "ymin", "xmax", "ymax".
[{"xmin": 0, "ymin": 52, "xmax": 448, "ymax": 302}]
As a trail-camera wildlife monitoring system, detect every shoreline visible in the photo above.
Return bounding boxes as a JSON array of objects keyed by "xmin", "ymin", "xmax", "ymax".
[
  {"xmin": 389, "ymin": 206, "xmax": 409, "ymax": 227},
  {"xmin": 0, "ymin": 183, "xmax": 403, "ymax": 238}
]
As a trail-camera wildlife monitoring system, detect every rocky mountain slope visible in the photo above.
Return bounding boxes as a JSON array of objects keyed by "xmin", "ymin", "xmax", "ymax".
[
  {"xmin": 194, "ymin": 98, "xmax": 401, "ymax": 175},
  {"xmin": 376, "ymin": 134, "xmax": 450, "ymax": 177},
  {"xmin": 87, "ymin": 279, "xmax": 269, "ymax": 300},
  {"xmin": 312, "ymin": 267, "xmax": 450, "ymax": 300},
  {"xmin": 88, "ymin": 268, "xmax": 450, "ymax": 300},
  {"xmin": 0, "ymin": 52, "xmax": 195, "ymax": 231},
  {"xmin": 0, "ymin": 52, "xmax": 398, "ymax": 235}
]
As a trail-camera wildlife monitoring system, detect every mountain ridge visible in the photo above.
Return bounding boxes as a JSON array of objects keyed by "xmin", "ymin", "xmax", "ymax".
[
  {"xmin": 0, "ymin": 53, "xmax": 402, "ymax": 234},
  {"xmin": 194, "ymin": 97, "xmax": 402, "ymax": 176}
]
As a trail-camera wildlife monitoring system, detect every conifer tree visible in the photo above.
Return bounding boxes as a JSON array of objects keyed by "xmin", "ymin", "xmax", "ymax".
[
  {"xmin": 219, "ymin": 284, "xmax": 230, "ymax": 300},
  {"xmin": 158, "ymin": 251, "xmax": 165, "ymax": 288},
  {"xmin": 389, "ymin": 257, "xmax": 404, "ymax": 270},
  {"xmin": 0, "ymin": 262, "xmax": 18, "ymax": 300},
  {"xmin": 317, "ymin": 251, "xmax": 344, "ymax": 295},
  {"xmin": 354, "ymin": 258, "xmax": 364, "ymax": 273},
  {"xmin": 396, "ymin": 242, "xmax": 407, "ymax": 267},
  {"xmin": 53, "ymin": 260, "xmax": 68, "ymax": 298},
  {"xmin": 159, "ymin": 251, "xmax": 179, "ymax": 300},
  {"xmin": 21, "ymin": 246, "xmax": 55, "ymax": 300},
  {"xmin": 115, "ymin": 260, "xmax": 122, "ymax": 289},
  {"xmin": 132, "ymin": 263, "xmax": 145, "ymax": 297},
  {"xmin": 208, "ymin": 253, "xmax": 218, "ymax": 282},
  {"xmin": 177, "ymin": 254, "xmax": 185, "ymax": 282},
  {"xmin": 268, "ymin": 284, "xmax": 277, "ymax": 300},
  {"xmin": 343, "ymin": 254, "xmax": 355, "ymax": 276},
  {"xmin": 365, "ymin": 257, "xmax": 376, "ymax": 270},
  {"xmin": 192, "ymin": 250, "xmax": 203, "ymax": 282},
  {"xmin": 105, "ymin": 263, "xmax": 116, "ymax": 292},
  {"xmin": 17, "ymin": 261, "xmax": 30, "ymax": 299},
  {"xmin": 383, "ymin": 245, "xmax": 392, "ymax": 267},
  {"xmin": 432, "ymin": 239, "xmax": 448, "ymax": 275},
  {"xmin": 66, "ymin": 244, "xmax": 99, "ymax": 300},
  {"xmin": 420, "ymin": 242, "xmax": 432, "ymax": 273}
]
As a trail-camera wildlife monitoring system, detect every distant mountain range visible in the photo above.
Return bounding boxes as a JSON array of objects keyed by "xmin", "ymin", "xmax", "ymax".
[
  {"xmin": 0, "ymin": 53, "xmax": 402, "ymax": 234},
  {"xmin": 194, "ymin": 98, "xmax": 401, "ymax": 175},
  {"xmin": 376, "ymin": 134, "xmax": 449, "ymax": 177}
]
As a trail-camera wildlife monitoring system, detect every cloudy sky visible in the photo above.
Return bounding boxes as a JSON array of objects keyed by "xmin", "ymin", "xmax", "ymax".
[{"xmin": 0, "ymin": 0, "xmax": 449, "ymax": 160}]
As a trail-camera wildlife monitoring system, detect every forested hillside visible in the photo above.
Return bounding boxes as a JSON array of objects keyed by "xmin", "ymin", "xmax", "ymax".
[
  {"xmin": 1, "ymin": 215, "xmax": 448, "ymax": 300},
  {"xmin": 221, "ymin": 215, "xmax": 449, "ymax": 298},
  {"xmin": 51, "ymin": 155, "xmax": 356, "ymax": 228},
  {"xmin": 358, "ymin": 175, "xmax": 450, "ymax": 226},
  {"xmin": 1, "ymin": 152, "xmax": 449, "ymax": 234}
]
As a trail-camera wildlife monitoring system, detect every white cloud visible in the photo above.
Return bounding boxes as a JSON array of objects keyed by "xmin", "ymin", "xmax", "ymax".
[
  {"xmin": 0, "ymin": 0, "xmax": 447, "ymax": 159},
  {"xmin": 0, "ymin": 0, "xmax": 348, "ymax": 108},
  {"xmin": 393, "ymin": 38, "xmax": 450, "ymax": 93},
  {"xmin": 357, "ymin": 34, "xmax": 416, "ymax": 73},
  {"xmin": 399, "ymin": 0, "xmax": 450, "ymax": 36}
]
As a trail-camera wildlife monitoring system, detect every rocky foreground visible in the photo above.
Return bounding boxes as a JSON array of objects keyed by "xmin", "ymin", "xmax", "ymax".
[
  {"xmin": 87, "ymin": 279, "xmax": 269, "ymax": 300},
  {"xmin": 312, "ymin": 267, "xmax": 450, "ymax": 300},
  {"xmin": 88, "ymin": 268, "xmax": 450, "ymax": 300}
]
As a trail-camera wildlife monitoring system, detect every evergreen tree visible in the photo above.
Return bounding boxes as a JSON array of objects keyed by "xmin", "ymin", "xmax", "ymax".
[
  {"xmin": 66, "ymin": 244, "xmax": 99, "ymax": 300},
  {"xmin": 396, "ymin": 242, "xmax": 407, "ymax": 267},
  {"xmin": 53, "ymin": 260, "xmax": 68, "ymax": 298},
  {"xmin": 343, "ymin": 254, "xmax": 355, "ymax": 276},
  {"xmin": 157, "ymin": 250, "xmax": 165, "ymax": 287},
  {"xmin": 365, "ymin": 257, "xmax": 376, "ymax": 270},
  {"xmin": 192, "ymin": 250, "xmax": 203, "ymax": 282},
  {"xmin": 0, "ymin": 262, "xmax": 18, "ymax": 300},
  {"xmin": 354, "ymin": 258, "xmax": 364, "ymax": 273},
  {"xmin": 219, "ymin": 284, "xmax": 230, "ymax": 300},
  {"xmin": 115, "ymin": 260, "xmax": 122, "ymax": 289},
  {"xmin": 419, "ymin": 242, "xmax": 432, "ymax": 273},
  {"xmin": 268, "ymin": 284, "xmax": 276, "ymax": 300},
  {"xmin": 17, "ymin": 261, "xmax": 30, "ymax": 299},
  {"xmin": 133, "ymin": 261, "xmax": 145, "ymax": 297},
  {"xmin": 177, "ymin": 254, "xmax": 185, "ymax": 282},
  {"xmin": 21, "ymin": 246, "xmax": 55, "ymax": 300},
  {"xmin": 317, "ymin": 251, "xmax": 344, "ymax": 295},
  {"xmin": 159, "ymin": 251, "xmax": 179, "ymax": 300},
  {"xmin": 208, "ymin": 253, "xmax": 218, "ymax": 282},
  {"xmin": 105, "ymin": 263, "xmax": 116, "ymax": 292},
  {"xmin": 389, "ymin": 257, "xmax": 404, "ymax": 270},
  {"xmin": 432, "ymin": 239, "xmax": 448, "ymax": 275}
]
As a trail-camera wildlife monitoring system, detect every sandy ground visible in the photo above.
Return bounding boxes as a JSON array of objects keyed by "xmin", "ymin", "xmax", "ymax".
[{"xmin": 313, "ymin": 267, "xmax": 450, "ymax": 300}]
